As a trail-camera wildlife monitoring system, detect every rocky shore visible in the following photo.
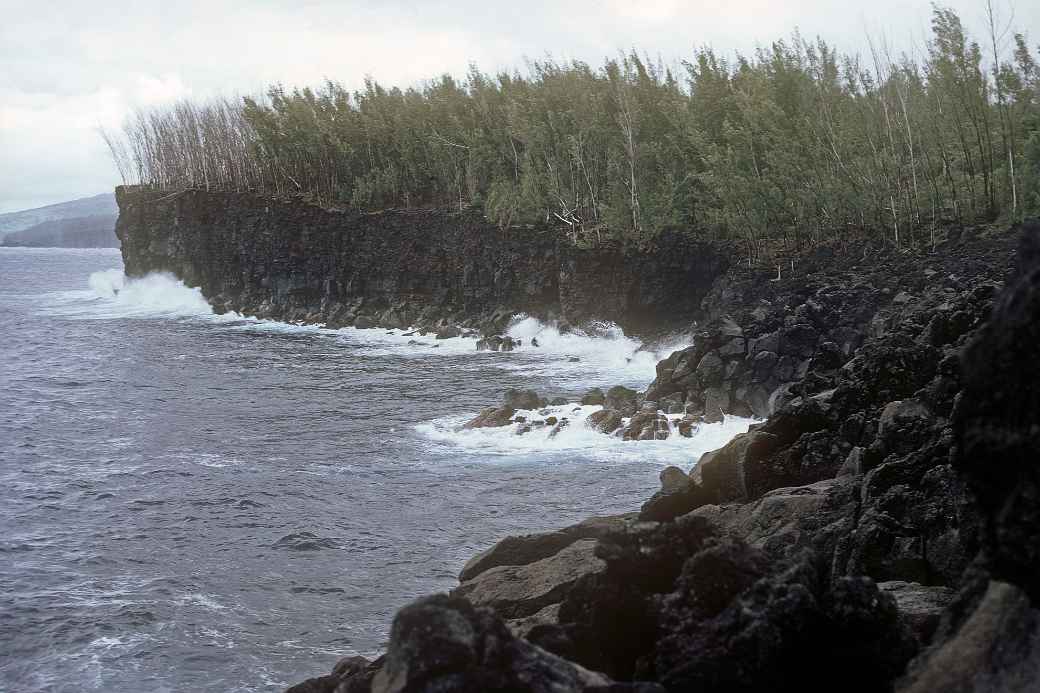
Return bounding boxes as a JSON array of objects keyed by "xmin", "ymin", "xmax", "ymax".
[
  {"xmin": 113, "ymin": 189, "xmax": 1039, "ymax": 692},
  {"xmin": 281, "ymin": 220, "xmax": 1040, "ymax": 693}
]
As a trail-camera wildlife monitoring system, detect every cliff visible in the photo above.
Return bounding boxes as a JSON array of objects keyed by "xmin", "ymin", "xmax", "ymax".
[{"xmin": 115, "ymin": 186, "xmax": 731, "ymax": 335}]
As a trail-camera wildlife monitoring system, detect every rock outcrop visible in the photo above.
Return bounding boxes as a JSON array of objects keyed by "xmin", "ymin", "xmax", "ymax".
[{"xmin": 115, "ymin": 187, "xmax": 731, "ymax": 335}]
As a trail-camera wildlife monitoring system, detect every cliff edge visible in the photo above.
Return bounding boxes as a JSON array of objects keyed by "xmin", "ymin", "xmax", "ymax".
[{"xmin": 115, "ymin": 186, "xmax": 731, "ymax": 335}]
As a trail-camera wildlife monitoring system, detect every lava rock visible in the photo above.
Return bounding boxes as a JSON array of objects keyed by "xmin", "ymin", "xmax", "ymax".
[
  {"xmin": 463, "ymin": 406, "xmax": 515, "ymax": 429},
  {"xmin": 504, "ymin": 388, "xmax": 542, "ymax": 410}
]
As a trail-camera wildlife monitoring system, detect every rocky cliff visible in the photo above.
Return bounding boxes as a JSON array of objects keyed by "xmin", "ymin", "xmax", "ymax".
[
  {"xmin": 115, "ymin": 186, "xmax": 731, "ymax": 334},
  {"xmin": 287, "ymin": 221, "xmax": 1040, "ymax": 693}
]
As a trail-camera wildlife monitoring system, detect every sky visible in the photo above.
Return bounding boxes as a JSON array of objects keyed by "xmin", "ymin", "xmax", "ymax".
[{"xmin": 1, "ymin": 0, "xmax": 1037, "ymax": 213}]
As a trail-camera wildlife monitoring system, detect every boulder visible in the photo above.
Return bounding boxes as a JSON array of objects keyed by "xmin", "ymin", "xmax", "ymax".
[
  {"xmin": 689, "ymin": 477, "xmax": 855, "ymax": 561},
  {"xmin": 676, "ymin": 415, "xmax": 701, "ymax": 438},
  {"xmin": 623, "ymin": 411, "xmax": 670, "ymax": 441},
  {"xmin": 463, "ymin": 406, "xmax": 515, "ymax": 429},
  {"xmin": 899, "ymin": 581, "xmax": 1040, "ymax": 693},
  {"xmin": 586, "ymin": 409, "xmax": 623, "ymax": 435},
  {"xmin": 877, "ymin": 581, "xmax": 954, "ymax": 645},
  {"xmin": 370, "ymin": 594, "xmax": 638, "ymax": 693},
  {"xmin": 691, "ymin": 430, "xmax": 783, "ymax": 505},
  {"xmin": 459, "ymin": 514, "xmax": 634, "ymax": 582},
  {"xmin": 504, "ymin": 388, "xmax": 542, "ymax": 410},
  {"xmin": 605, "ymin": 385, "xmax": 640, "ymax": 416},
  {"xmin": 435, "ymin": 325, "xmax": 461, "ymax": 339},
  {"xmin": 659, "ymin": 466, "xmax": 689, "ymax": 494},
  {"xmin": 694, "ymin": 351, "xmax": 725, "ymax": 389},
  {"xmin": 453, "ymin": 539, "xmax": 605, "ymax": 619}
]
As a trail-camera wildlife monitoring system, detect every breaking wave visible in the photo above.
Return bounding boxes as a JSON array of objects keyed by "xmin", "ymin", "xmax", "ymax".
[
  {"xmin": 42, "ymin": 269, "xmax": 222, "ymax": 321},
  {"xmin": 417, "ymin": 404, "xmax": 756, "ymax": 468},
  {"xmin": 42, "ymin": 271, "xmax": 693, "ymax": 387}
]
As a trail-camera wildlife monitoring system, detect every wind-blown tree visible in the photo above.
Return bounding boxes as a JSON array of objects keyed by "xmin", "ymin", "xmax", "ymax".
[{"xmin": 103, "ymin": 5, "xmax": 1040, "ymax": 253}]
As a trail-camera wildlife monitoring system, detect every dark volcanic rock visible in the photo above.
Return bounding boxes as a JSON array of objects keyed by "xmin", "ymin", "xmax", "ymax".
[
  {"xmin": 459, "ymin": 515, "xmax": 635, "ymax": 583},
  {"xmin": 550, "ymin": 515, "xmax": 916, "ymax": 690},
  {"xmin": 503, "ymin": 388, "xmax": 542, "ymax": 410},
  {"xmin": 453, "ymin": 539, "xmax": 605, "ymax": 620},
  {"xmin": 954, "ymin": 221, "xmax": 1040, "ymax": 601},
  {"xmin": 899, "ymin": 221, "xmax": 1040, "ymax": 693},
  {"xmin": 604, "ymin": 386, "xmax": 640, "ymax": 417},
  {"xmin": 116, "ymin": 187, "xmax": 731, "ymax": 335},
  {"xmin": 368, "ymin": 594, "xmax": 658, "ymax": 692},
  {"xmin": 287, "ymin": 224, "xmax": 1038, "ymax": 693},
  {"xmin": 463, "ymin": 406, "xmax": 515, "ymax": 429},
  {"xmin": 586, "ymin": 409, "xmax": 624, "ymax": 435}
]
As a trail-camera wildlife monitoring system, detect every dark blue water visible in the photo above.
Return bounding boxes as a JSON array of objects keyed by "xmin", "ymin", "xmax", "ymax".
[{"xmin": 0, "ymin": 248, "xmax": 748, "ymax": 691}]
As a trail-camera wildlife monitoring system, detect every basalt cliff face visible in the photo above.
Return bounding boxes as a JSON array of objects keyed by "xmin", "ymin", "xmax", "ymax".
[{"xmin": 115, "ymin": 186, "xmax": 731, "ymax": 335}]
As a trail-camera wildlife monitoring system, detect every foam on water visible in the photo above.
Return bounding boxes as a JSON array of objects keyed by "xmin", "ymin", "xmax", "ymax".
[
  {"xmin": 42, "ymin": 269, "xmax": 223, "ymax": 321},
  {"xmin": 417, "ymin": 404, "xmax": 756, "ymax": 468},
  {"xmin": 498, "ymin": 316, "xmax": 692, "ymax": 386},
  {"xmin": 41, "ymin": 271, "xmax": 692, "ymax": 387}
]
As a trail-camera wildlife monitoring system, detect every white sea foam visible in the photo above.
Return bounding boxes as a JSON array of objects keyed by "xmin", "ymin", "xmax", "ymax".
[
  {"xmin": 42, "ymin": 269, "xmax": 225, "ymax": 321},
  {"xmin": 417, "ymin": 404, "xmax": 756, "ymax": 468},
  {"xmin": 45, "ymin": 271, "xmax": 692, "ymax": 386},
  {"xmin": 177, "ymin": 592, "xmax": 228, "ymax": 611},
  {"xmin": 496, "ymin": 315, "xmax": 692, "ymax": 386}
]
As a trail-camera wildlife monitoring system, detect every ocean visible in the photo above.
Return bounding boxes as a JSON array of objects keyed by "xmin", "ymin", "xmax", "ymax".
[{"xmin": 0, "ymin": 247, "xmax": 750, "ymax": 691}]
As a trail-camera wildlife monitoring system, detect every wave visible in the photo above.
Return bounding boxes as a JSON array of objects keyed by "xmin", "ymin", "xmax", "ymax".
[
  {"xmin": 416, "ymin": 404, "xmax": 756, "ymax": 468},
  {"xmin": 497, "ymin": 316, "xmax": 691, "ymax": 386},
  {"xmin": 44, "ymin": 271, "xmax": 692, "ymax": 386},
  {"xmin": 41, "ymin": 269, "xmax": 224, "ymax": 321}
]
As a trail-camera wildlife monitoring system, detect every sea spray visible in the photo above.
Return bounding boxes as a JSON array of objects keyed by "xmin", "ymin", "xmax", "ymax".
[
  {"xmin": 417, "ymin": 404, "xmax": 756, "ymax": 467},
  {"xmin": 43, "ymin": 269, "xmax": 219, "ymax": 321},
  {"xmin": 47, "ymin": 271, "xmax": 694, "ymax": 388}
]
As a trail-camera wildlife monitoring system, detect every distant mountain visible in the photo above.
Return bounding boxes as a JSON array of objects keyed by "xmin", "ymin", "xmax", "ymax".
[
  {"xmin": 0, "ymin": 193, "xmax": 118, "ymax": 241},
  {"xmin": 1, "ymin": 215, "xmax": 119, "ymax": 248}
]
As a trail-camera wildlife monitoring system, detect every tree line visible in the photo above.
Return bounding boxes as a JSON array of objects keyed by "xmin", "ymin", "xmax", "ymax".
[{"xmin": 104, "ymin": 4, "xmax": 1040, "ymax": 250}]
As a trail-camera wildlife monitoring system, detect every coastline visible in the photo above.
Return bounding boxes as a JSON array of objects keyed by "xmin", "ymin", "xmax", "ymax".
[{"xmin": 115, "ymin": 187, "xmax": 1039, "ymax": 692}]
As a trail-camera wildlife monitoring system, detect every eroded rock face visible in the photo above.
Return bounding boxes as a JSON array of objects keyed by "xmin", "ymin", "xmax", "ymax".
[
  {"xmin": 954, "ymin": 221, "xmax": 1040, "ymax": 601},
  {"xmin": 900, "ymin": 221, "xmax": 1040, "ymax": 692},
  {"xmin": 116, "ymin": 187, "xmax": 731, "ymax": 336}
]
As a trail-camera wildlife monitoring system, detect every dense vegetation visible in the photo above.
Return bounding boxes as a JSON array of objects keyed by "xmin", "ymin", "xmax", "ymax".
[{"xmin": 104, "ymin": 5, "xmax": 1040, "ymax": 251}]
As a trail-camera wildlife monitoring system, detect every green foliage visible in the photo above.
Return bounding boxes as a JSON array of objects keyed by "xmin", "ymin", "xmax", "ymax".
[{"xmin": 107, "ymin": 7, "xmax": 1040, "ymax": 247}]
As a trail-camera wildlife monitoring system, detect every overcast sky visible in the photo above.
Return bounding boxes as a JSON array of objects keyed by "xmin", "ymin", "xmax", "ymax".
[{"xmin": 1, "ymin": 0, "xmax": 1037, "ymax": 213}]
